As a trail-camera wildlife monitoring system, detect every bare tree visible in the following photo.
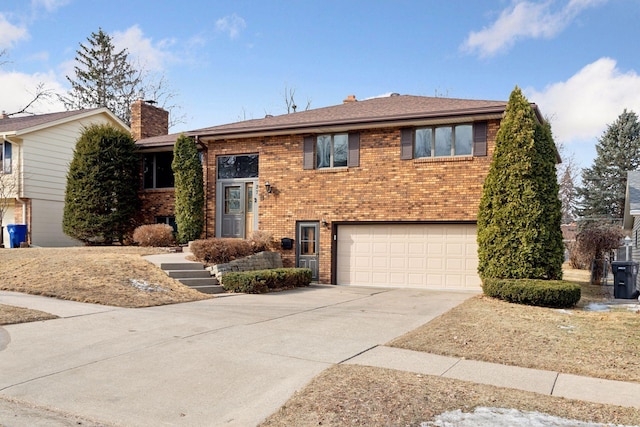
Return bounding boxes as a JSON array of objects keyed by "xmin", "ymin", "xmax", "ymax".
[
  {"xmin": 556, "ymin": 141, "xmax": 579, "ymax": 224},
  {"xmin": 283, "ymin": 84, "xmax": 311, "ymax": 114},
  {"xmin": 0, "ymin": 51, "xmax": 55, "ymax": 117}
]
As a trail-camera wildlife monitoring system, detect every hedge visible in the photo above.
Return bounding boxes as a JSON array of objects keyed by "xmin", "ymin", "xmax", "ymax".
[
  {"xmin": 221, "ymin": 268, "xmax": 312, "ymax": 293},
  {"xmin": 482, "ymin": 278, "xmax": 581, "ymax": 308}
]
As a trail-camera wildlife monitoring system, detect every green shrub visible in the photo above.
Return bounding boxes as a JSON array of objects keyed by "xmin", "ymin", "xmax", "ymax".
[
  {"xmin": 482, "ymin": 278, "xmax": 581, "ymax": 308},
  {"xmin": 190, "ymin": 238, "xmax": 254, "ymax": 264},
  {"xmin": 132, "ymin": 224, "xmax": 175, "ymax": 247},
  {"xmin": 222, "ymin": 268, "xmax": 312, "ymax": 293}
]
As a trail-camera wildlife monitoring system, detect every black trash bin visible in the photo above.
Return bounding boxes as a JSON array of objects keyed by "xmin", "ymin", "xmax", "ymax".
[{"xmin": 610, "ymin": 261, "xmax": 639, "ymax": 299}]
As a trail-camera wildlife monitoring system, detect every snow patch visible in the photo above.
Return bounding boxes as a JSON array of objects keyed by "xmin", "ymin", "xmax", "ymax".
[
  {"xmin": 129, "ymin": 279, "xmax": 166, "ymax": 292},
  {"xmin": 421, "ymin": 407, "xmax": 638, "ymax": 427}
]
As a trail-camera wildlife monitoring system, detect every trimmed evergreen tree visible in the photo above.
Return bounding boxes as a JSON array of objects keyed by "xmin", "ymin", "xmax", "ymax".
[
  {"xmin": 577, "ymin": 109, "xmax": 640, "ymax": 221},
  {"xmin": 477, "ymin": 86, "xmax": 563, "ymax": 280},
  {"xmin": 172, "ymin": 134, "xmax": 204, "ymax": 244},
  {"xmin": 63, "ymin": 124, "xmax": 139, "ymax": 244}
]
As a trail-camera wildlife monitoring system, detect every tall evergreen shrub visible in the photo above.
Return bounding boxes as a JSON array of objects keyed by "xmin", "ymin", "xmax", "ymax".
[
  {"xmin": 477, "ymin": 87, "xmax": 563, "ymax": 280},
  {"xmin": 172, "ymin": 134, "xmax": 204, "ymax": 243},
  {"xmin": 63, "ymin": 124, "xmax": 139, "ymax": 244}
]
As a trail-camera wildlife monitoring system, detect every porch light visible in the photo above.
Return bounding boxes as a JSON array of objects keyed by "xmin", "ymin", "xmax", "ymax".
[{"xmin": 265, "ymin": 181, "xmax": 272, "ymax": 194}]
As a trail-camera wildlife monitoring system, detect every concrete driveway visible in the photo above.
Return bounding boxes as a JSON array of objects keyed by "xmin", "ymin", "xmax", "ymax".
[{"xmin": 0, "ymin": 286, "xmax": 474, "ymax": 426}]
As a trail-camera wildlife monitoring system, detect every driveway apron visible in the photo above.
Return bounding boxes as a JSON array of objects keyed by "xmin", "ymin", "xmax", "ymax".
[{"xmin": 0, "ymin": 286, "xmax": 474, "ymax": 426}]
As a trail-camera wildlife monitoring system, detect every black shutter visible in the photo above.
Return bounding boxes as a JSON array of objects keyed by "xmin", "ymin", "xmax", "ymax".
[
  {"xmin": 348, "ymin": 132, "xmax": 360, "ymax": 167},
  {"xmin": 303, "ymin": 136, "xmax": 315, "ymax": 169},
  {"xmin": 400, "ymin": 128, "xmax": 413, "ymax": 160},
  {"xmin": 473, "ymin": 122, "xmax": 487, "ymax": 157}
]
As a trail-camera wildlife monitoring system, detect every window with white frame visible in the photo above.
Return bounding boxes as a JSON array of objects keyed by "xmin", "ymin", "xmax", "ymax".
[
  {"xmin": 414, "ymin": 124, "xmax": 473, "ymax": 158},
  {"xmin": 316, "ymin": 134, "xmax": 348, "ymax": 168},
  {"xmin": 0, "ymin": 141, "xmax": 11, "ymax": 174}
]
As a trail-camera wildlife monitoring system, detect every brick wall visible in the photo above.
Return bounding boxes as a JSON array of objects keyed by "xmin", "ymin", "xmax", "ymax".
[
  {"xmin": 137, "ymin": 189, "xmax": 175, "ymax": 225},
  {"xmin": 202, "ymin": 119, "xmax": 499, "ymax": 283},
  {"xmin": 131, "ymin": 100, "xmax": 169, "ymax": 141}
]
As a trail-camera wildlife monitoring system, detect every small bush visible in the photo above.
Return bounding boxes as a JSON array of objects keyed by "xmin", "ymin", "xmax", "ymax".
[
  {"xmin": 482, "ymin": 278, "xmax": 581, "ymax": 308},
  {"xmin": 222, "ymin": 268, "xmax": 312, "ymax": 293},
  {"xmin": 249, "ymin": 231, "xmax": 275, "ymax": 252},
  {"xmin": 190, "ymin": 238, "xmax": 254, "ymax": 264},
  {"xmin": 132, "ymin": 224, "xmax": 175, "ymax": 247}
]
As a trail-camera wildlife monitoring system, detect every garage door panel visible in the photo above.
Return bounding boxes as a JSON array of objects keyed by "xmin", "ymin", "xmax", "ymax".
[{"xmin": 337, "ymin": 224, "xmax": 480, "ymax": 290}]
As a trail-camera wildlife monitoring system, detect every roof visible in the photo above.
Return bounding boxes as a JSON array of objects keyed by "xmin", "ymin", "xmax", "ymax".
[
  {"xmin": 623, "ymin": 170, "xmax": 640, "ymax": 229},
  {"xmin": 138, "ymin": 94, "xmax": 517, "ymax": 149},
  {"xmin": 0, "ymin": 108, "xmax": 128, "ymax": 135}
]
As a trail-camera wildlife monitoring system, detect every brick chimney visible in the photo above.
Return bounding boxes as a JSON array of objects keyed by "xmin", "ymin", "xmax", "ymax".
[
  {"xmin": 130, "ymin": 99, "xmax": 169, "ymax": 141},
  {"xmin": 343, "ymin": 95, "xmax": 357, "ymax": 104}
]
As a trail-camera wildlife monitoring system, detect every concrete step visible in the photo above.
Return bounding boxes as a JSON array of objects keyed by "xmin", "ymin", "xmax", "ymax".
[
  {"xmin": 178, "ymin": 277, "xmax": 219, "ymax": 287},
  {"xmin": 160, "ymin": 262, "xmax": 204, "ymax": 271},
  {"xmin": 187, "ymin": 284, "xmax": 225, "ymax": 294},
  {"xmin": 167, "ymin": 270, "xmax": 212, "ymax": 279}
]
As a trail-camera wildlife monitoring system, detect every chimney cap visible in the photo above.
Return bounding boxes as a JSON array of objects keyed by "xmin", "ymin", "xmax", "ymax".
[{"xmin": 144, "ymin": 100, "xmax": 157, "ymax": 105}]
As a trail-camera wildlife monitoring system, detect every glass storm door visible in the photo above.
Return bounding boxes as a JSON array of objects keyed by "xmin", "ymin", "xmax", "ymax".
[
  {"xmin": 297, "ymin": 222, "xmax": 319, "ymax": 281},
  {"xmin": 221, "ymin": 184, "xmax": 244, "ymax": 238}
]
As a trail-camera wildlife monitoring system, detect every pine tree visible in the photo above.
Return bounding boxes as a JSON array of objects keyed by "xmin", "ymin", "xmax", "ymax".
[
  {"xmin": 477, "ymin": 86, "xmax": 563, "ymax": 280},
  {"xmin": 61, "ymin": 28, "xmax": 143, "ymax": 125},
  {"xmin": 577, "ymin": 109, "xmax": 640, "ymax": 221},
  {"xmin": 172, "ymin": 134, "xmax": 204, "ymax": 244},
  {"xmin": 63, "ymin": 124, "xmax": 139, "ymax": 244}
]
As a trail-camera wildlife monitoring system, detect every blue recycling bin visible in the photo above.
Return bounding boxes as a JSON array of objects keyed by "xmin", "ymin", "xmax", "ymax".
[{"xmin": 7, "ymin": 224, "xmax": 27, "ymax": 248}]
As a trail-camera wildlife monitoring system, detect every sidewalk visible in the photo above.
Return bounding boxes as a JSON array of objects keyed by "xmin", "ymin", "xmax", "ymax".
[{"xmin": 345, "ymin": 346, "xmax": 640, "ymax": 408}]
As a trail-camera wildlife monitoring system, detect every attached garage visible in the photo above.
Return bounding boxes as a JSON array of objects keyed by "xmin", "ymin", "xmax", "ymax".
[{"xmin": 336, "ymin": 223, "xmax": 481, "ymax": 290}]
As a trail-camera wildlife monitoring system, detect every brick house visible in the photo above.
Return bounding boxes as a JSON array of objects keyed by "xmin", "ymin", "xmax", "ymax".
[{"xmin": 135, "ymin": 94, "xmax": 544, "ymax": 290}]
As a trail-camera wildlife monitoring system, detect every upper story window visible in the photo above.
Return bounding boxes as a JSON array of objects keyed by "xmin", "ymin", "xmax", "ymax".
[
  {"xmin": 143, "ymin": 152, "xmax": 174, "ymax": 189},
  {"xmin": 303, "ymin": 132, "xmax": 360, "ymax": 170},
  {"xmin": 414, "ymin": 124, "xmax": 473, "ymax": 158},
  {"xmin": 1, "ymin": 141, "xmax": 11, "ymax": 174},
  {"xmin": 401, "ymin": 122, "xmax": 487, "ymax": 160},
  {"xmin": 217, "ymin": 154, "xmax": 258, "ymax": 179},
  {"xmin": 317, "ymin": 134, "xmax": 348, "ymax": 168}
]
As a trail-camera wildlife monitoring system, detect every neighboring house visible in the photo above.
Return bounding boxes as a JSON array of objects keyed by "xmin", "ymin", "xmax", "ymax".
[
  {"xmin": 0, "ymin": 108, "xmax": 128, "ymax": 247},
  {"xmin": 623, "ymin": 171, "xmax": 640, "ymax": 276},
  {"xmin": 135, "ymin": 94, "xmax": 545, "ymax": 289}
]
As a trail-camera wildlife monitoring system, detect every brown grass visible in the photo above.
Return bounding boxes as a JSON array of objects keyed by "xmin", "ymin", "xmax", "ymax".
[
  {"xmin": 0, "ymin": 304, "xmax": 58, "ymax": 325},
  {"xmin": 261, "ymin": 365, "xmax": 640, "ymax": 426},
  {"xmin": 0, "ymin": 247, "xmax": 212, "ymax": 309}
]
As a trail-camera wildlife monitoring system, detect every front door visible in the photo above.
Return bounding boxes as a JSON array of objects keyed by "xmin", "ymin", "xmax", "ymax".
[{"xmin": 297, "ymin": 222, "xmax": 319, "ymax": 281}]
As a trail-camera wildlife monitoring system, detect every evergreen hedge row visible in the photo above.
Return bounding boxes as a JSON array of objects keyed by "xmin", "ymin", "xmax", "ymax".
[
  {"xmin": 482, "ymin": 278, "xmax": 581, "ymax": 308},
  {"xmin": 222, "ymin": 268, "xmax": 312, "ymax": 293}
]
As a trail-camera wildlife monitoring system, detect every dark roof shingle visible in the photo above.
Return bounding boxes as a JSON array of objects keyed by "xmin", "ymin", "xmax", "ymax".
[{"xmin": 0, "ymin": 108, "xmax": 102, "ymax": 133}]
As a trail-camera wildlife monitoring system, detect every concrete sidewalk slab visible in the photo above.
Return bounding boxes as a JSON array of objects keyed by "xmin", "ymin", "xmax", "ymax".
[
  {"xmin": 553, "ymin": 373, "xmax": 640, "ymax": 407},
  {"xmin": 343, "ymin": 345, "xmax": 459, "ymax": 376},
  {"xmin": 0, "ymin": 290, "xmax": 118, "ymax": 318}
]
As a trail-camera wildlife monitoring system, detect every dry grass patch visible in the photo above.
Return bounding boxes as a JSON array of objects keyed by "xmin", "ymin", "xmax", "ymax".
[
  {"xmin": 0, "ymin": 247, "xmax": 212, "ymax": 308},
  {"xmin": 261, "ymin": 365, "xmax": 640, "ymax": 426},
  {"xmin": 390, "ymin": 268, "xmax": 640, "ymax": 383},
  {"xmin": 0, "ymin": 304, "xmax": 58, "ymax": 325}
]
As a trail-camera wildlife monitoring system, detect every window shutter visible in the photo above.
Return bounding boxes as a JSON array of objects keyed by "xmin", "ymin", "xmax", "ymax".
[
  {"xmin": 473, "ymin": 122, "xmax": 487, "ymax": 157},
  {"xmin": 400, "ymin": 128, "xmax": 413, "ymax": 160},
  {"xmin": 348, "ymin": 132, "xmax": 360, "ymax": 167},
  {"xmin": 303, "ymin": 136, "xmax": 315, "ymax": 169}
]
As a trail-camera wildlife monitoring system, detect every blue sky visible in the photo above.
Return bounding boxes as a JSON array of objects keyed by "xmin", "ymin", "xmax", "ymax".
[{"xmin": 1, "ymin": 0, "xmax": 640, "ymax": 168}]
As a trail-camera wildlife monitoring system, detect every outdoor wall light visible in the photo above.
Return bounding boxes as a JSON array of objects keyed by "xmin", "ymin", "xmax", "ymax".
[
  {"xmin": 265, "ymin": 181, "xmax": 272, "ymax": 194},
  {"xmin": 321, "ymin": 218, "xmax": 329, "ymax": 227}
]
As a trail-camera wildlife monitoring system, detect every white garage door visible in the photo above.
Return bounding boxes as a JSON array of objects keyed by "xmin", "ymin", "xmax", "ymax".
[{"xmin": 337, "ymin": 223, "xmax": 481, "ymax": 290}]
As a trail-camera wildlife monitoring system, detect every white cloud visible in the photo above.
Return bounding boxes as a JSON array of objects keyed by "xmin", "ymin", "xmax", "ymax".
[
  {"xmin": 526, "ymin": 57, "xmax": 640, "ymax": 156},
  {"xmin": 215, "ymin": 13, "xmax": 246, "ymax": 39},
  {"xmin": 0, "ymin": 70, "xmax": 65, "ymax": 115},
  {"xmin": 112, "ymin": 25, "xmax": 176, "ymax": 72},
  {"xmin": 462, "ymin": 0, "xmax": 607, "ymax": 57},
  {"xmin": 0, "ymin": 13, "xmax": 28, "ymax": 49},
  {"xmin": 30, "ymin": 0, "xmax": 70, "ymax": 12}
]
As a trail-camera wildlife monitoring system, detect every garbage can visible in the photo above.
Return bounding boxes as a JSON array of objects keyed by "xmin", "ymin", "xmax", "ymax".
[
  {"xmin": 610, "ymin": 261, "xmax": 639, "ymax": 299},
  {"xmin": 7, "ymin": 224, "xmax": 27, "ymax": 249}
]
